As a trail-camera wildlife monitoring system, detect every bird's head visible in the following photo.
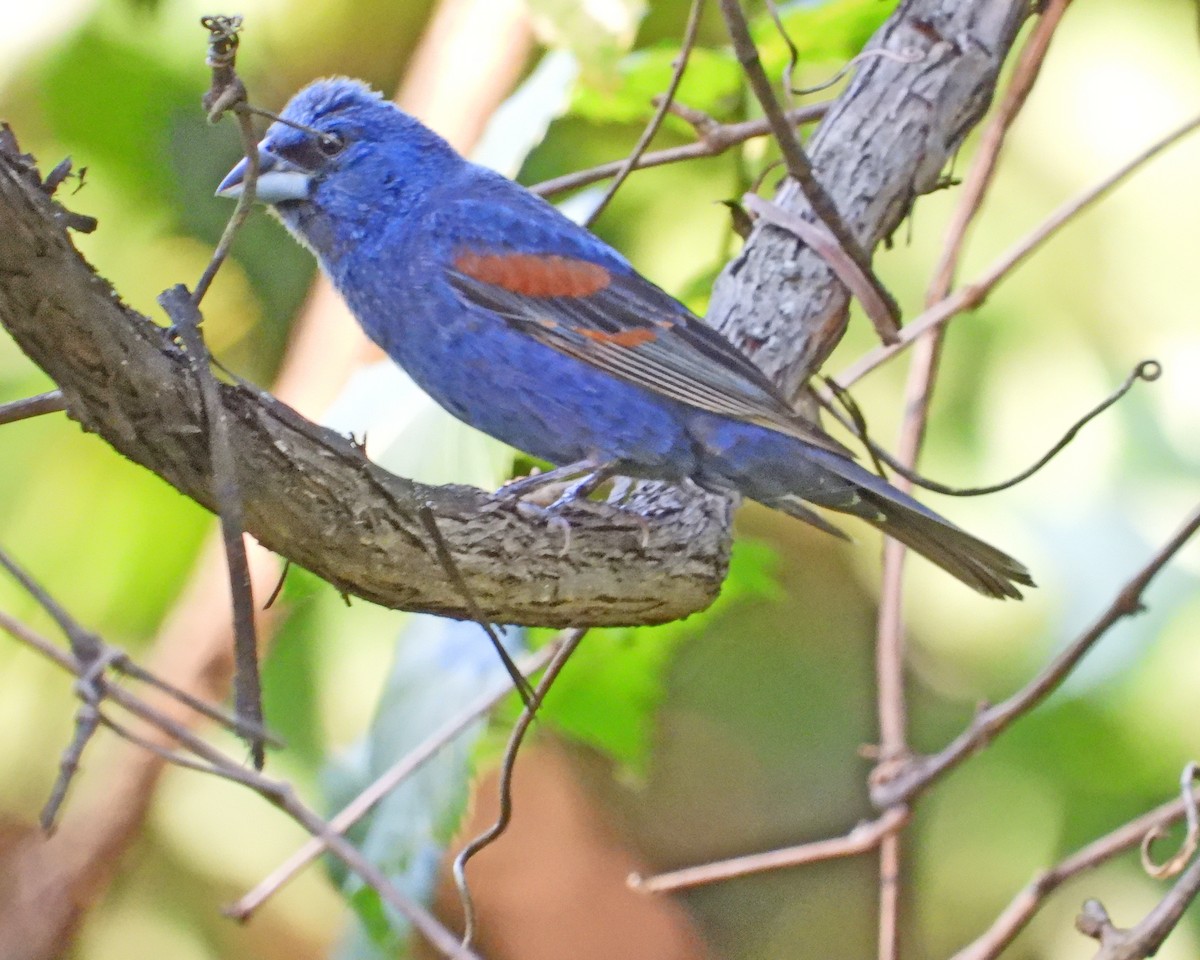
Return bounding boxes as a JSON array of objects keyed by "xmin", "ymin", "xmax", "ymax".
[{"xmin": 216, "ymin": 78, "xmax": 459, "ymax": 255}]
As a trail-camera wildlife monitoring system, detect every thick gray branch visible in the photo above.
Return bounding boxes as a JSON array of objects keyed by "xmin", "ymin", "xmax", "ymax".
[
  {"xmin": 0, "ymin": 0, "xmax": 1027, "ymax": 626},
  {"xmin": 710, "ymin": 0, "xmax": 1029, "ymax": 399}
]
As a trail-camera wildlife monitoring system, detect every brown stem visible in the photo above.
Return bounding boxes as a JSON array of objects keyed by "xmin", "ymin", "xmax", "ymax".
[
  {"xmin": 951, "ymin": 786, "xmax": 1200, "ymax": 960},
  {"xmin": 872, "ymin": 503, "xmax": 1200, "ymax": 811},
  {"xmin": 529, "ymin": 103, "xmax": 829, "ymax": 197},
  {"xmin": 871, "ymin": 9, "xmax": 1073, "ymax": 951},
  {"xmin": 584, "ymin": 0, "xmax": 706, "ymax": 227},
  {"xmin": 837, "ymin": 110, "xmax": 1200, "ymax": 388},
  {"xmin": 629, "ymin": 806, "xmax": 910, "ymax": 894},
  {"xmin": 0, "ymin": 390, "xmax": 65, "ymax": 426}
]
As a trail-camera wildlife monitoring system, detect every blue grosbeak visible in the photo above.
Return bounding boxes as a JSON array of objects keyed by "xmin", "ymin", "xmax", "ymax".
[{"xmin": 218, "ymin": 79, "xmax": 1032, "ymax": 599}]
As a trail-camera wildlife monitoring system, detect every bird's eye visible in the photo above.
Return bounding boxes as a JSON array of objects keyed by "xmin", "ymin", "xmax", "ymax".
[{"xmin": 317, "ymin": 133, "xmax": 346, "ymax": 157}]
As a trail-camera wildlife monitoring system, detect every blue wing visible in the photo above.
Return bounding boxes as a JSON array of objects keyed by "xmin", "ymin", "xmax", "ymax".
[{"xmin": 445, "ymin": 245, "xmax": 854, "ymax": 459}]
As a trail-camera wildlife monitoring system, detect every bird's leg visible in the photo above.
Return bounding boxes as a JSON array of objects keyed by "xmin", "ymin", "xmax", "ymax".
[
  {"xmin": 544, "ymin": 462, "xmax": 618, "ymax": 512},
  {"xmin": 507, "ymin": 461, "xmax": 618, "ymax": 514},
  {"xmin": 507, "ymin": 460, "xmax": 621, "ymax": 557},
  {"xmin": 496, "ymin": 460, "xmax": 595, "ymax": 500}
]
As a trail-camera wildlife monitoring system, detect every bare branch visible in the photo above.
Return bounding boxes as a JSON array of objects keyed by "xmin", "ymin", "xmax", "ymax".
[
  {"xmin": 871, "ymin": 19, "xmax": 1082, "ymax": 950},
  {"xmin": 40, "ymin": 649, "xmax": 119, "ymax": 830},
  {"xmin": 1077, "ymin": 847, "xmax": 1200, "ymax": 960},
  {"xmin": 878, "ymin": 834, "xmax": 902, "ymax": 960},
  {"xmin": 629, "ymin": 806, "xmax": 910, "ymax": 894},
  {"xmin": 871, "ymin": 502, "xmax": 1200, "ymax": 811},
  {"xmin": 227, "ymin": 639, "xmax": 561, "ymax": 921},
  {"xmin": 0, "ymin": 609, "xmax": 478, "ymax": 960},
  {"xmin": 416, "ymin": 505, "xmax": 535, "ymax": 705},
  {"xmin": 584, "ymin": 0, "xmax": 706, "ymax": 227},
  {"xmin": 194, "ymin": 15, "xmax": 260, "ymax": 304},
  {"xmin": 952, "ymin": 784, "xmax": 1200, "ymax": 960},
  {"xmin": 0, "ymin": 390, "xmax": 65, "ymax": 426},
  {"xmin": 529, "ymin": 103, "xmax": 829, "ymax": 198},
  {"xmin": 837, "ymin": 111, "xmax": 1200, "ymax": 388},
  {"xmin": 160, "ymin": 286, "xmax": 267, "ymax": 767}
]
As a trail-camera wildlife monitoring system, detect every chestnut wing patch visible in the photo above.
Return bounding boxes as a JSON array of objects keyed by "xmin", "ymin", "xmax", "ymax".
[
  {"xmin": 453, "ymin": 251, "xmax": 611, "ymax": 298},
  {"xmin": 447, "ymin": 250, "xmax": 852, "ymax": 457}
]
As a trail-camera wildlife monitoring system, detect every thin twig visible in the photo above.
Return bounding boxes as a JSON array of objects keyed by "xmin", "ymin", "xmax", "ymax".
[
  {"xmin": 0, "ymin": 609, "xmax": 478, "ymax": 960},
  {"xmin": 744, "ymin": 193, "xmax": 898, "ymax": 336},
  {"xmin": 818, "ymin": 360, "xmax": 1160, "ymax": 497},
  {"xmin": 1141, "ymin": 762, "xmax": 1200, "ymax": 879},
  {"xmin": 0, "ymin": 544, "xmax": 102, "ymax": 661},
  {"xmin": 161, "ymin": 17, "xmax": 274, "ymax": 766},
  {"xmin": 765, "ymin": 0, "xmax": 799, "ymax": 111},
  {"xmin": 0, "ymin": 565, "xmax": 270, "ymax": 745},
  {"xmin": 0, "ymin": 545, "xmax": 120, "ymax": 827},
  {"xmin": 878, "ymin": 834, "xmax": 902, "ymax": 960},
  {"xmin": 160, "ymin": 287, "xmax": 266, "ymax": 768},
  {"xmin": 263, "ymin": 781, "xmax": 483, "ymax": 959},
  {"xmin": 630, "ymin": 806, "xmax": 910, "ymax": 894},
  {"xmin": 0, "ymin": 610, "xmax": 272, "ymax": 781},
  {"xmin": 1077, "ymin": 848, "xmax": 1200, "ymax": 960},
  {"xmin": 529, "ymin": 103, "xmax": 830, "ymax": 198},
  {"xmin": 40, "ymin": 647, "xmax": 122, "ymax": 830},
  {"xmin": 871, "ymin": 502, "xmax": 1200, "ymax": 811},
  {"xmin": 875, "ymin": 0, "xmax": 1073, "ymax": 700},
  {"xmin": 417, "ymin": 505, "xmax": 535, "ymax": 706},
  {"xmin": 929, "ymin": 0, "xmax": 1074, "ymax": 297},
  {"xmin": 584, "ymin": 0, "xmax": 705, "ymax": 227},
  {"xmin": 837, "ymin": 110, "xmax": 1200, "ymax": 388},
  {"xmin": 453, "ymin": 627, "xmax": 589, "ymax": 952},
  {"xmin": 717, "ymin": 0, "xmax": 900, "ymax": 342},
  {"xmin": 116, "ymin": 654, "xmax": 280, "ymax": 746},
  {"xmin": 0, "ymin": 390, "xmax": 65, "ymax": 426},
  {"xmin": 950, "ymin": 784, "xmax": 1200, "ymax": 960},
  {"xmin": 193, "ymin": 15, "xmax": 259, "ymax": 304},
  {"xmin": 95, "ymin": 709, "xmax": 252, "ymax": 778},
  {"xmin": 226, "ymin": 639, "xmax": 561, "ymax": 921},
  {"xmin": 790, "ymin": 47, "xmax": 925, "ymax": 97}
]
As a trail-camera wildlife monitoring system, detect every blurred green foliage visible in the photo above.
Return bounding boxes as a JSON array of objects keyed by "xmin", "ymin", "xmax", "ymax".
[{"xmin": 1, "ymin": 0, "xmax": 1199, "ymax": 958}]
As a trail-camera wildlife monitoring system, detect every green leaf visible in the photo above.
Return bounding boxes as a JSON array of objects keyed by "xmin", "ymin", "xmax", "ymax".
[
  {"xmin": 753, "ymin": 0, "xmax": 900, "ymax": 80},
  {"xmin": 35, "ymin": 24, "xmax": 200, "ymax": 207},
  {"xmin": 325, "ymin": 617, "xmax": 527, "ymax": 958},
  {"xmin": 526, "ymin": 0, "xmax": 647, "ymax": 83},
  {"xmin": 533, "ymin": 537, "xmax": 781, "ymax": 776},
  {"xmin": 344, "ymin": 886, "xmax": 395, "ymax": 952},
  {"xmin": 571, "ymin": 43, "xmax": 743, "ymax": 126}
]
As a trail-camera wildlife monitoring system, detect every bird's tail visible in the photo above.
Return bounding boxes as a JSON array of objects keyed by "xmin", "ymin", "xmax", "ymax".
[{"xmin": 765, "ymin": 456, "xmax": 1034, "ymax": 600}]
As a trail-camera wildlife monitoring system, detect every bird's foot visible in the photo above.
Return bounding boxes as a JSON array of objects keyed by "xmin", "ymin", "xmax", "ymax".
[
  {"xmin": 498, "ymin": 460, "xmax": 618, "ymax": 511},
  {"xmin": 506, "ymin": 462, "xmax": 620, "ymax": 556},
  {"xmin": 496, "ymin": 461, "xmax": 590, "ymax": 502},
  {"xmin": 604, "ymin": 476, "xmax": 651, "ymax": 549}
]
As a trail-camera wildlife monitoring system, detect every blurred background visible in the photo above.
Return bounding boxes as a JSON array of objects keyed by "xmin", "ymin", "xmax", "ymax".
[{"xmin": 0, "ymin": 0, "xmax": 1199, "ymax": 958}]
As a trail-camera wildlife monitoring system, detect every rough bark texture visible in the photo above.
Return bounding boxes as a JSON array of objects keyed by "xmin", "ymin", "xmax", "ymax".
[
  {"xmin": 0, "ymin": 0, "xmax": 1028, "ymax": 626},
  {"xmin": 710, "ymin": 0, "xmax": 1029, "ymax": 400}
]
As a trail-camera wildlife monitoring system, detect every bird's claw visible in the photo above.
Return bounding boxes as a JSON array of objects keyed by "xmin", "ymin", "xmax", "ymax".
[
  {"xmin": 506, "ymin": 462, "xmax": 653, "ymax": 554},
  {"xmin": 496, "ymin": 459, "xmax": 600, "ymax": 502},
  {"xmin": 515, "ymin": 500, "xmax": 574, "ymax": 555}
]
